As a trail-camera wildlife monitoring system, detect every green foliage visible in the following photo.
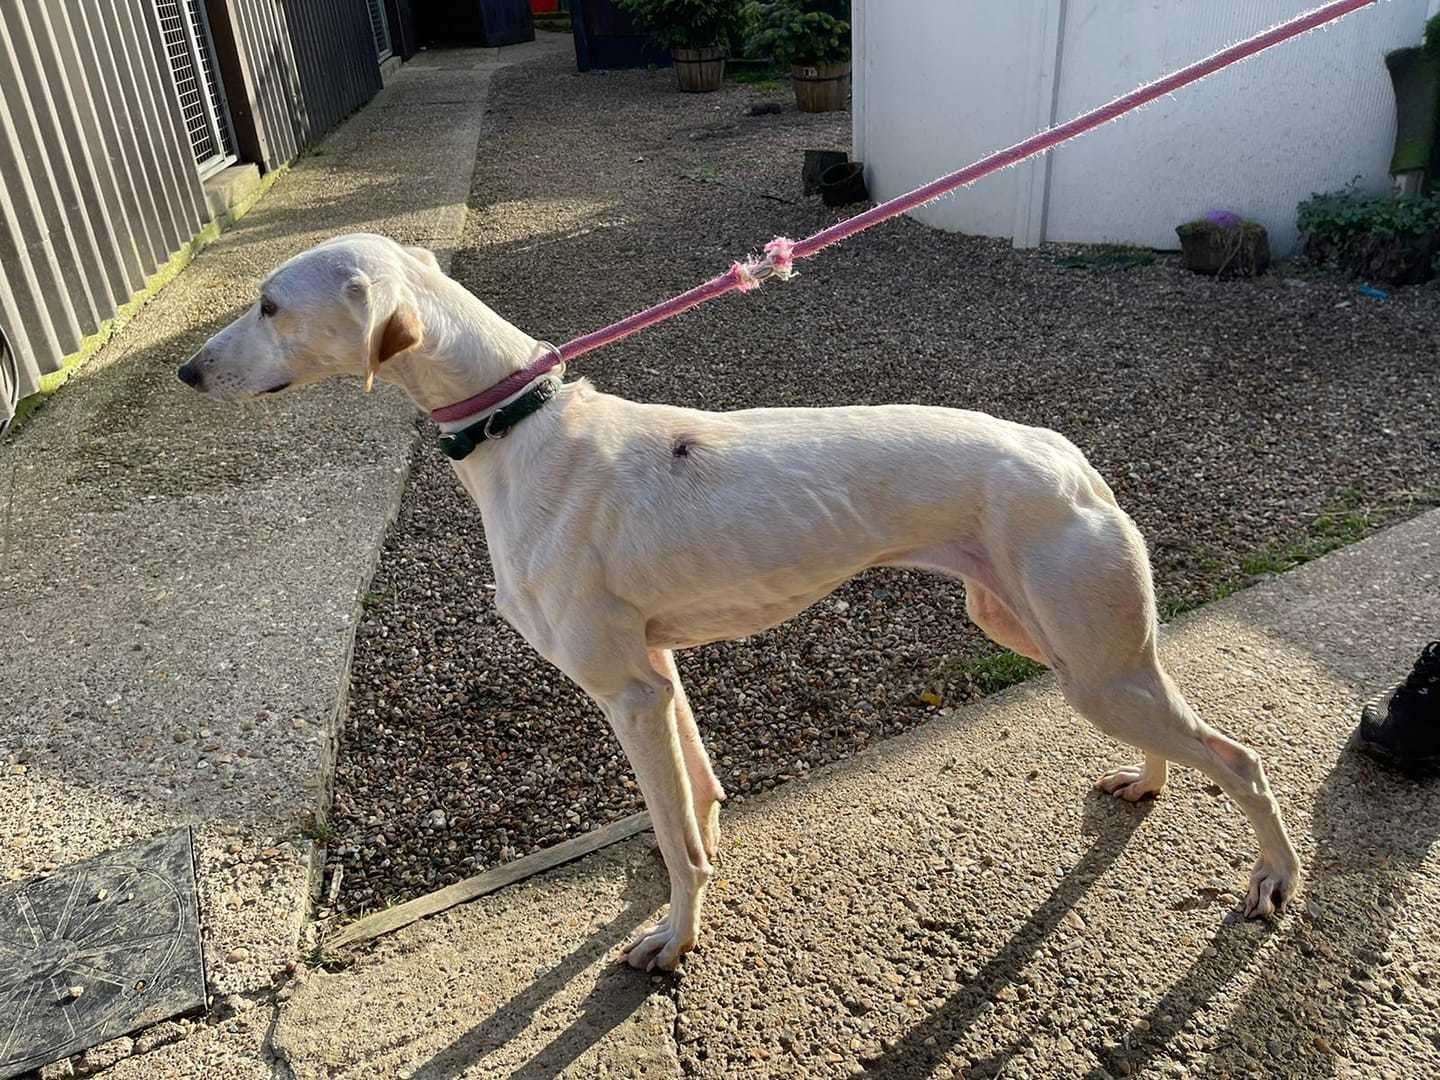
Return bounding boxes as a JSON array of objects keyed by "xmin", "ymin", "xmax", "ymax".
[
  {"xmin": 1237, "ymin": 504, "xmax": 1375, "ymax": 578},
  {"xmin": 615, "ymin": 0, "xmax": 744, "ymax": 50},
  {"xmin": 931, "ymin": 650, "xmax": 1045, "ymax": 697},
  {"xmin": 1297, "ymin": 182, "xmax": 1440, "ymax": 243},
  {"xmin": 744, "ymin": 0, "xmax": 851, "ymax": 65},
  {"xmin": 1297, "ymin": 182, "xmax": 1440, "ymax": 284},
  {"xmin": 1055, "ymin": 244, "xmax": 1155, "ymax": 272},
  {"xmin": 726, "ymin": 62, "xmax": 785, "ymax": 89},
  {"xmin": 1426, "ymin": 13, "xmax": 1440, "ymax": 60}
]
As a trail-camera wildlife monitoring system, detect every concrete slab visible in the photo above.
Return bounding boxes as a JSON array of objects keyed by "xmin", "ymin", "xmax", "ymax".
[
  {"xmin": 203, "ymin": 165, "xmax": 262, "ymax": 226},
  {"xmin": 275, "ymin": 847, "xmax": 680, "ymax": 1079},
  {"xmin": 0, "ymin": 41, "xmax": 564, "ymax": 1024},
  {"xmin": 274, "ymin": 509, "xmax": 1440, "ymax": 1078}
]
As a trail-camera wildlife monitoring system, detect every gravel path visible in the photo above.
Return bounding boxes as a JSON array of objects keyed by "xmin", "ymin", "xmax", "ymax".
[{"xmin": 328, "ymin": 48, "xmax": 1439, "ymax": 915}]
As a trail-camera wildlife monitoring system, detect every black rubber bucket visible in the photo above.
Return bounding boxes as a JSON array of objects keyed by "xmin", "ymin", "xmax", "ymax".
[{"xmin": 820, "ymin": 161, "xmax": 867, "ymax": 207}]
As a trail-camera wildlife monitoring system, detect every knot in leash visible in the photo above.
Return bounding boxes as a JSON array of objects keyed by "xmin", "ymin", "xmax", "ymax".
[
  {"xmin": 730, "ymin": 237, "xmax": 798, "ymax": 294},
  {"xmin": 430, "ymin": 0, "xmax": 1376, "ymax": 424}
]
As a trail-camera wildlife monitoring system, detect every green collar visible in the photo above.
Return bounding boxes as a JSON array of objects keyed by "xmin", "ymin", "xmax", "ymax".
[{"xmin": 436, "ymin": 378, "xmax": 561, "ymax": 461}]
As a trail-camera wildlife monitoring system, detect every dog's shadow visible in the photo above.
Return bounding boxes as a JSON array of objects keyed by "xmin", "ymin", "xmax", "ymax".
[
  {"xmin": 411, "ymin": 872, "xmax": 666, "ymax": 1080},
  {"xmin": 408, "ymin": 743, "xmax": 1439, "ymax": 1079},
  {"xmin": 870, "ymin": 744, "xmax": 1440, "ymax": 1077},
  {"xmin": 1185, "ymin": 743, "xmax": 1440, "ymax": 1077},
  {"xmin": 860, "ymin": 789, "xmax": 1155, "ymax": 1077}
]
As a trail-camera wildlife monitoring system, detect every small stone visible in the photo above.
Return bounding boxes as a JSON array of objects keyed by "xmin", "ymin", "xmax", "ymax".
[
  {"xmin": 66, "ymin": 985, "xmax": 84, "ymax": 1000},
  {"xmin": 225, "ymin": 948, "xmax": 250, "ymax": 964}
]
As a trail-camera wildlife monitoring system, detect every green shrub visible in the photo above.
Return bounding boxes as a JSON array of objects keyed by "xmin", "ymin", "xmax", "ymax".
[
  {"xmin": 1296, "ymin": 182, "xmax": 1440, "ymax": 284},
  {"xmin": 615, "ymin": 0, "xmax": 744, "ymax": 50},
  {"xmin": 744, "ymin": 0, "xmax": 850, "ymax": 65},
  {"xmin": 1297, "ymin": 183, "xmax": 1440, "ymax": 243}
]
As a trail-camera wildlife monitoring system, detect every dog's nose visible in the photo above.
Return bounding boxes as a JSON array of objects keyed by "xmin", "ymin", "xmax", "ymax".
[{"xmin": 177, "ymin": 362, "xmax": 203, "ymax": 389}]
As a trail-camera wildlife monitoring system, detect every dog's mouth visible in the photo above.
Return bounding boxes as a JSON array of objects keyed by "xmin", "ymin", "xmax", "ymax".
[{"xmin": 258, "ymin": 381, "xmax": 291, "ymax": 395}]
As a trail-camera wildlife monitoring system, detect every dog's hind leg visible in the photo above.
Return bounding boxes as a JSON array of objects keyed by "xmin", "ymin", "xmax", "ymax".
[
  {"xmin": 1064, "ymin": 661, "xmax": 1300, "ymax": 917},
  {"xmin": 963, "ymin": 581, "xmax": 1049, "ymax": 666},
  {"xmin": 1022, "ymin": 502, "xmax": 1300, "ymax": 917},
  {"xmin": 651, "ymin": 649, "xmax": 726, "ymax": 860}
]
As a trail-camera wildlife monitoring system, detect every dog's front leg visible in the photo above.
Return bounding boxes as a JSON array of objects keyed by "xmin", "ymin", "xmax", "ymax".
[
  {"xmin": 649, "ymin": 649, "xmax": 726, "ymax": 859},
  {"xmin": 591, "ymin": 669, "xmax": 713, "ymax": 971}
]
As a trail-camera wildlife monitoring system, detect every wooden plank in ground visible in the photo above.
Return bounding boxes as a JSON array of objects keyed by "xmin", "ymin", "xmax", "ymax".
[{"xmin": 325, "ymin": 811, "xmax": 652, "ymax": 952}]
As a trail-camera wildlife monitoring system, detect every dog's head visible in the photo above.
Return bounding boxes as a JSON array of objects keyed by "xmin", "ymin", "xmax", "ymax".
[{"xmin": 177, "ymin": 233, "xmax": 437, "ymax": 401}]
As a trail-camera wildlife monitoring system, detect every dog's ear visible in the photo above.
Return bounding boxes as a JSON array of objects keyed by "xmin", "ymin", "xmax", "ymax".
[
  {"xmin": 365, "ymin": 303, "xmax": 423, "ymax": 392},
  {"xmin": 405, "ymin": 246, "xmax": 440, "ymax": 272}
]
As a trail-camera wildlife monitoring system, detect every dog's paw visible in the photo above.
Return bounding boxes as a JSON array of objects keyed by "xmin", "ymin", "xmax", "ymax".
[
  {"xmin": 1096, "ymin": 763, "xmax": 1164, "ymax": 802},
  {"xmin": 622, "ymin": 917, "xmax": 694, "ymax": 973},
  {"xmin": 1244, "ymin": 856, "xmax": 1299, "ymax": 919}
]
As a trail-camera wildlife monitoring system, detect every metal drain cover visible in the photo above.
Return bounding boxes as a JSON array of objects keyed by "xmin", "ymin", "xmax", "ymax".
[{"xmin": 0, "ymin": 829, "xmax": 206, "ymax": 1078}]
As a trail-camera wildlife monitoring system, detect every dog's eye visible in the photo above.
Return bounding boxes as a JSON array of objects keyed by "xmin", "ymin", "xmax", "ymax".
[{"xmin": 259, "ymin": 297, "xmax": 278, "ymax": 318}]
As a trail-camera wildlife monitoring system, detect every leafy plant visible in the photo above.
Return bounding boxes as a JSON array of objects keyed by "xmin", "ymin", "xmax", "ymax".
[
  {"xmin": 1298, "ymin": 182, "xmax": 1440, "ymax": 243},
  {"xmin": 745, "ymin": 0, "xmax": 851, "ymax": 66},
  {"xmin": 1297, "ymin": 180, "xmax": 1440, "ymax": 284},
  {"xmin": 1427, "ymin": 12, "xmax": 1440, "ymax": 60},
  {"xmin": 615, "ymin": 0, "xmax": 744, "ymax": 50}
]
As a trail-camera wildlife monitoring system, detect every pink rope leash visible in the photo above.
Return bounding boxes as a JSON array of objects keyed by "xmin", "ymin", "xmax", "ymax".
[{"xmin": 432, "ymin": 0, "xmax": 1375, "ymax": 423}]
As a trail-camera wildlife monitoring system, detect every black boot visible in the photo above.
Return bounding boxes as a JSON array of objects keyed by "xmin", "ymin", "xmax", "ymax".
[{"xmin": 1358, "ymin": 642, "xmax": 1440, "ymax": 779}]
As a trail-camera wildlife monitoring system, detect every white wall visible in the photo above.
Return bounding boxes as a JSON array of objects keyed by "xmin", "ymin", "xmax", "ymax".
[{"xmin": 853, "ymin": 0, "xmax": 1434, "ymax": 253}]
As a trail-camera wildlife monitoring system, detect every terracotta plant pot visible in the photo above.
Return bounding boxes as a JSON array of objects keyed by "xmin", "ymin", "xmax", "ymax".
[
  {"xmin": 792, "ymin": 61, "xmax": 851, "ymax": 112},
  {"xmin": 672, "ymin": 46, "xmax": 725, "ymax": 92}
]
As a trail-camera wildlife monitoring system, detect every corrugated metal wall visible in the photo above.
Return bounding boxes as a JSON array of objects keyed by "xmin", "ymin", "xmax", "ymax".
[
  {"xmin": 284, "ymin": 0, "xmax": 384, "ymax": 150},
  {"xmin": 218, "ymin": 0, "xmax": 382, "ymax": 173},
  {"xmin": 386, "ymin": 0, "xmax": 421, "ymax": 61},
  {"xmin": 0, "ymin": 0, "xmax": 213, "ymax": 414},
  {"xmin": 0, "ymin": 0, "xmax": 385, "ymax": 419}
]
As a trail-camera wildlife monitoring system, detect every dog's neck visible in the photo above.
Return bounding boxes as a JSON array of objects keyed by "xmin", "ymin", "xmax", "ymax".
[{"xmin": 379, "ymin": 275, "xmax": 540, "ymax": 418}]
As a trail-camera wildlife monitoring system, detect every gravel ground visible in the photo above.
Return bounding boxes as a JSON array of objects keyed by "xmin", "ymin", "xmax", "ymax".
[{"xmin": 328, "ymin": 48, "xmax": 1440, "ymax": 915}]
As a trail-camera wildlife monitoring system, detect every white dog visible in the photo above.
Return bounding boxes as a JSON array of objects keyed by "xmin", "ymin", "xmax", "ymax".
[{"xmin": 180, "ymin": 233, "xmax": 1300, "ymax": 971}]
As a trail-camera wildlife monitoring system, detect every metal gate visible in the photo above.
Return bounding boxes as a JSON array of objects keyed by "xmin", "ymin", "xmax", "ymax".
[
  {"xmin": 368, "ymin": 0, "xmax": 394, "ymax": 61},
  {"xmin": 155, "ymin": 0, "xmax": 235, "ymax": 177}
]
